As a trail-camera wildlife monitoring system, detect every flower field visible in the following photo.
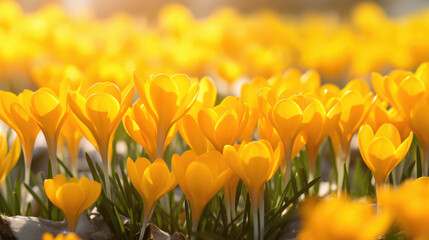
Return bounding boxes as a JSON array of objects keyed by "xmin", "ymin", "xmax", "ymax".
[{"xmin": 1, "ymin": 1, "xmax": 429, "ymax": 239}]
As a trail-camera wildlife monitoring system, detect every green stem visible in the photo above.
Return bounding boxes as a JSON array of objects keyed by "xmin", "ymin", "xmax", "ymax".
[
  {"xmin": 101, "ymin": 146, "xmax": 111, "ymax": 199},
  {"xmin": 49, "ymin": 146, "xmax": 57, "ymax": 176},
  {"xmin": 336, "ymin": 148, "xmax": 350, "ymax": 197}
]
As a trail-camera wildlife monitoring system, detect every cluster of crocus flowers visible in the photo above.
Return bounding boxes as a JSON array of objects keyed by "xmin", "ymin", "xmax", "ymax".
[
  {"xmin": 327, "ymin": 79, "xmax": 376, "ymax": 193},
  {"xmin": 258, "ymin": 89, "xmax": 315, "ymax": 183},
  {"xmin": 3, "ymin": 1, "xmax": 429, "ymax": 239},
  {"xmin": 372, "ymin": 62, "xmax": 429, "ymax": 174},
  {"xmin": 68, "ymin": 82, "xmax": 135, "ymax": 198},
  {"xmin": 44, "ymin": 174, "xmax": 101, "ymax": 232},
  {"xmin": 125, "ymin": 73, "xmax": 199, "ymax": 160},
  {"xmin": 298, "ymin": 196, "xmax": 391, "ymax": 240},
  {"xmin": 3, "ymin": 1, "xmax": 429, "ymax": 90},
  {"xmin": 358, "ymin": 123, "xmax": 413, "ymax": 210},
  {"xmin": 172, "ymin": 150, "xmax": 230, "ymax": 239},
  {"xmin": 301, "ymin": 97, "xmax": 341, "ymax": 179},
  {"xmin": 224, "ymin": 140, "xmax": 282, "ymax": 240},
  {"xmin": 127, "ymin": 157, "xmax": 176, "ymax": 240},
  {"xmin": 0, "ymin": 133, "xmax": 20, "ymax": 187},
  {"xmin": 178, "ymin": 77, "xmax": 217, "ymax": 155}
]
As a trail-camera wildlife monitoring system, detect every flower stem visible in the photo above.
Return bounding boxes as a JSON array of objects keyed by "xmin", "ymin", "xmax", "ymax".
[
  {"xmin": 375, "ymin": 183, "xmax": 384, "ymax": 215},
  {"xmin": 191, "ymin": 218, "xmax": 199, "ymax": 240},
  {"xmin": 101, "ymin": 147, "xmax": 111, "ymax": 199},
  {"xmin": 252, "ymin": 207, "xmax": 259, "ymax": 240},
  {"xmin": 138, "ymin": 209, "xmax": 150, "ymax": 240},
  {"xmin": 336, "ymin": 149, "xmax": 350, "ymax": 197},
  {"xmin": 48, "ymin": 139, "xmax": 58, "ymax": 176},
  {"xmin": 21, "ymin": 148, "xmax": 32, "ymax": 212},
  {"xmin": 258, "ymin": 198, "xmax": 264, "ymax": 240}
]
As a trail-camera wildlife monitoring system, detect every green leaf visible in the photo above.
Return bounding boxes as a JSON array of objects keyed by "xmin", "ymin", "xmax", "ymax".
[
  {"xmin": 401, "ymin": 161, "xmax": 415, "ymax": 183},
  {"xmin": 416, "ymin": 147, "xmax": 422, "ymax": 178},
  {"xmin": 23, "ymin": 182, "xmax": 48, "ymax": 213},
  {"xmin": 57, "ymin": 158, "xmax": 73, "ymax": 178}
]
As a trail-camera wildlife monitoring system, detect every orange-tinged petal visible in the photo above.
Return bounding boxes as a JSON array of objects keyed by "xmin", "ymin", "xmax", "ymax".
[
  {"xmin": 214, "ymin": 109, "xmax": 238, "ymax": 150},
  {"xmin": 198, "ymin": 108, "xmax": 219, "ymax": 148},
  {"xmin": 185, "ymin": 161, "xmax": 214, "ymax": 219},
  {"xmin": 358, "ymin": 125, "xmax": 374, "ymax": 166},
  {"xmin": 395, "ymin": 132, "xmax": 413, "ymax": 161},
  {"xmin": 142, "ymin": 160, "xmax": 171, "ymax": 202},
  {"xmin": 367, "ymin": 137, "xmax": 397, "ymax": 183},
  {"xmin": 56, "ymin": 183, "xmax": 85, "ymax": 231},
  {"xmin": 179, "ymin": 115, "xmax": 210, "ymax": 154},
  {"xmin": 85, "ymin": 93, "xmax": 120, "ymax": 148},
  {"xmin": 374, "ymin": 124, "xmax": 401, "ymax": 149},
  {"xmin": 86, "ymin": 82, "xmax": 122, "ymax": 103},
  {"xmin": 174, "ymin": 82, "xmax": 199, "ymax": 123},
  {"xmin": 272, "ymin": 99, "xmax": 303, "ymax": 142},
  {"xmin": 149, "ymin": 73, "xmax": 179, "ymax": 121},
  {"xmin": 78, "ymin": 177, "xmax": 101, "ymax": 212}
]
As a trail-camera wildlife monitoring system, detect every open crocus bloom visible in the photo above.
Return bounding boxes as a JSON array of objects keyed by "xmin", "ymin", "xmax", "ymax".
[
  {"xmin": 198, "ymin": 96, "xmax": 248, "ymax": 152},
  {"xmin": 358, "ymin": 123, "xmax": 413, "ymax": 186},
  {"xmin": 68, "ymin": 82, "xmax": 134, "ymax": 198},
  {"xmin": 172, "ymin": 150, "xmax": 230, "ymax": 236},
  {"xmin": 224, "ymin": 140, "xmax": 283, "ymax": 240},
  {"xmin": 0, "ymin": 90, "xmax": 40, "ymax": 189},
  {"xmin": 30, "ymin": 78, "xmax": 69, "ymax": 175},
  {"xmin": 127, "ymin": 157, "xmax": 176, "ymax": 240},
  {"xmin": 134, "ymin": 73, "xmax": 199, "ymax": 159},
  {"xmin": 44, "ymin": 174, "xmax": 101, "ymax": 232}
]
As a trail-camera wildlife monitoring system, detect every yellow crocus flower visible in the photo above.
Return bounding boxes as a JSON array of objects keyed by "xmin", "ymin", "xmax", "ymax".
[
  {"xmin": 172, "ymin": 150, "xmax": 230, "ymax": 239},
  {"xmin": 42, "ymin": 232, "xmax": 82, "ymax": 240},
  {"xmin": 302, "ymin": 96, "xmax": 341, "ymax": 178},
  {"xmin": 328, "ymin": 79, "xmax": 376, "ymax": 193},
  {"xmin": 127, "ymin": 157, "xmax": 176, "ymax": 240},
  {"xmin": 298, "ymin": 196, "xmax": 391, "ymax": 240},
  {"xmin": 68, "ymin": 82, "xmax": 135, "ymax": 198},
  {"xmin": 0, "ymin": 90, "xmax": 40, "ymax": 188},
  {"xmin": 198, "ymin": 96, "xmax": 249, "ymax": 152},
  {"xmin": 381, "ymin": 177, "xmax": 429, "ymax": 240},
  {"xmin": 240, "ymin": 76, "xmax": 268, "ymax": 142},
  {"xmin": 0, "ymin": 134, "xmax": 20, "ymax": 187},
  {"xmin": 358, "ymin": 123, "xmax": 413, "ymax": 208},
  {"xmin": 30, "ymin": 79, "xmax": 69, "ymax": 175},
  {"xmin": 372, "ymin": 64, "xmax": 429, "ymax": 172},
  {"xmin": 217, "ymin": 58, "xmax": 243, "ymax": 84},
  {"xmin": 224, "ymin": 140, "xmax": 283, "ymax": 240},
  {"xmin": 44, "ymin": 174, "xmax": 101, "ymax": 232},
  {"xmin": 123, "ymin": 100, "xmax": 178, "ymax": 161},
  {"xmin": 178, "ymin": 77, "xmax": 217, "ymax": 155},
  {"xmin": 331, "ymin": 79, "xmax": 376, "ymax": 160},
  {"xmin": 258, "ymin": 117, "xmax": 306, "ymax": 165},
  {"xmin": 134, "ymin": 73, "xmax": 199, "ymax": 159},
  {"xmin": 258, "ymin": 88, "xmax": 315, "ymax": 183},
  {"xmin": 60, "ymin": 113, "xmax": 83, "ymax": 176},
  {"xmin": 364, "ymin": 99, "xmax": 411, "ymax": 141}
]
